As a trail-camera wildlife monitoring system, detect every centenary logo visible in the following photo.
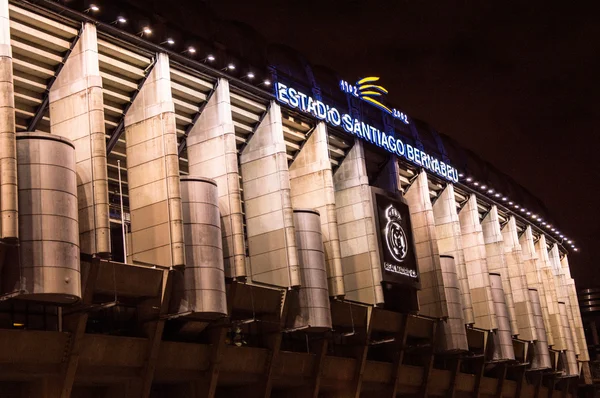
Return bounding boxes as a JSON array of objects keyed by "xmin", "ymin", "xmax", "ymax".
[
  {"xmin": 339, "ymin": 77, "xmax": 409, "ymax": 124},
  {"xmin": 384, "ymin": 205, "xmax": 408, "ymax": 262}
]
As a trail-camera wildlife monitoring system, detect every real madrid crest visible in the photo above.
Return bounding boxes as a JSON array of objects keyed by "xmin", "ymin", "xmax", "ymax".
[{"xmin": 385, "ymin": 205, "xmax": 408, "ymax": 262}]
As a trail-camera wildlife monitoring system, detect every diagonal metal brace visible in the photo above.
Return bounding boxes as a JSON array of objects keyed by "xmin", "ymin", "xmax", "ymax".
[
  {"xmin": 106, "ymin": 56, "xmax": 158, "ymax": 155},
  {"xmin": 26, "ymin": 25, "xmax": 84, "ymax": 132},
  {"xmin": 238, "ymin": 102, "xmax": 272, "ymax": 155},
  {"xmin": 177, "ymin": 79, "xmax": 220, "ymax": 157}
]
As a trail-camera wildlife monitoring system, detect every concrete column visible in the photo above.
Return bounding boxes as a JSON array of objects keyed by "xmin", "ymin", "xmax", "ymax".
[
  {"xmin": 49, "ymin": 23, "xmax": 110, "ymax": 257},
  {"xmin": 124, "ymin": 53, "xmax": 185, "ymax": 267},
  {"xmin": 0, "ymin": 0, "xmax": 18, "ymax": 240},
  {"xmin": 333, "ymin": 139, "xmax": 383, "ymax": 305},
  {"xmin": 240, "ymin": 101, "xmax": 300, "ymax": 287},
  {"xmin": 186, "ymin": 78, "xmax": 245, "ymax": 278},
  {"xmin": 458, "ymin": 195, "xmax": 497, "ymax": 331},
  {"xmin": 481, "ymin": 206, "xmax": 518, "ymax": 336},
  {"xmin": 561, "ymin": 254, "xmax": 590, "ymax": 361},
  {"xmin": 432, "ymin": 184, "xmax": 475, "ymax": 325},
  {"xmin": 404, "ymin": 171, "xmax": 448, "ymax": 318},
  {"xmin": 289, "ymin": 122, "xmax": 344, "ymax": 297},
  {"xmin": 549, "ymin": 245, "xmax": 580, "ymax": 356},
  {"xmin": 501, "ymin": 217, "xmax": 537, "ymax": 341},
  {"xmin": 520, "ymin": 226, "xmax": 554, "ymax": 346},
  {"xmin": 535, "ymin": 235, "xmax": 566, "ymax": 350}
]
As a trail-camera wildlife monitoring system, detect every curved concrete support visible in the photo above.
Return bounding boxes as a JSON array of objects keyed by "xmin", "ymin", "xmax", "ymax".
[
  {"xmin": 561, "ymin": 254, "xmax": 590, "ymax": 361},
  {"xmin": 458, "ymin": 195, "xmax": 497, "ymax": 330},
  {"xmin": 529, "ymin": 288, "xmax": 552, "ymax": 370},
  {"xmin": 289, "ymin": 122, "xmax": 344, "ymax": 297},
  {"xmin": 482, "ymin": 206, "xmax": 518, "ymax": 336},
  {"xmin": 404, "ymin": 170, "xmax": 448, "ymax": 318},
  {"xmin": 14, "ymin": 132, "xmax": 81, "ymax": 303},
  {"xmin": 489, "ymin": 273, "xmax": 515, "ymax": 361},
  {"xmin": 0, "ymin": 0, "xmax": 18, "ymax": 240},
  {"xmin": 124, "ymin": 53, "xmax": 185, "ymax": 267},
  {"xmin": 170, "ymin": 177, "xmax": 227, "ymax": 318},
  {"xmin": 240, "ymin": 101, "xmax": 300, "ymax": 287},
  {"xmin": 49, "ymin": 22, "xmax": 110, "ymax": 257},
  {"xmin": 288, "ymin": 209, "xmax": 332, "ymax": 331},
  {"xmin": 432, "ymin": 184, "xmax": 474, "ymax": 325},
  {"xmin": 519, "ymin": 226, "xmax": 554, "ymax": 346},
  {"xmin": 535, "ymin": 235, "xmax": 566, "ymax": 350},
  {"xmin": 559, "ymin": 302, "xmax": 579, "ymax": 376},
  {"xmin": 549, "ymin": 245, "xmax": 580, "ymax": 356},
  {"xmin": 186, "ymin": 78, "xmax": 246, "ymax": 278},
  {"xmin": 438, "ymin": 255, "xmax": 468, "ymax": 352},
  {"xmin": 333, "ymin": 139, "xmax": 383, "ymax": 305},
  {"xmin": 501, "ymin": 217, "xmax": 537, "ymax": 341}
]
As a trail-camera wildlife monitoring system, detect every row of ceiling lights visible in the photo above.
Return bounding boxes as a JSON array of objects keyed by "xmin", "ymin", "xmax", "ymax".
[
  {"xmin": 457, "ymin": 172, "xmax": 577, "ymax": 252},
  {"xmin": 84, "ymin": 4, "xmax": 577, "ymax": 254},
  {"xmin": 84, "ymin": 4, "xmax": 272, "ymax": 87}
]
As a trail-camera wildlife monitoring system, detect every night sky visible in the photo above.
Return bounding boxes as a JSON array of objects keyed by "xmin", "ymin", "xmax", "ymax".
[{"xmin": 116, "ymin": 0, "xmax": 600, "ymax": 286}]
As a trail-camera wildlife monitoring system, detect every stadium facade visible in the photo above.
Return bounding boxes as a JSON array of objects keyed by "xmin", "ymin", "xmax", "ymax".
[{"xmin": 0, "ymin": 0, "xmax": 591, "ymax": 396}]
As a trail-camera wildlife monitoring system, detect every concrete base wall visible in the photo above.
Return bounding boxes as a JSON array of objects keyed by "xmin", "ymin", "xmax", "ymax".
[
  {"xmin": 536, "ymin": 235, "xmax": 566, "ymax": 350},
  {"xmin": 404, "ymin": 171, "xmax": 448, "ymax": 318},
  {"xmin": 124, "ymin": 53, "xmax": 184, "ymax": 267},
  {"xmin": 0, "ymin": 0, "xmax": 17, "ymax": 240},
  {"xmin": 433, "ymin": 184, "xmax": 474, "ymax": 325},
  {"xmin": 458, "ymin": 195, "xmax": 497, "ymax": 331},
  {"xmin": 520, "ymin": 226, "xmax": 554, "ymax": 346},
  {"xmin": 501, "ymin": 217, "xmax": 537, "ymax": 341},
  {"xmin": 289, "ymin": 122, "xmax": 344, "ymax": 297},
  {"xmin": 482, "ymin": 206, "xmax": 518, "ymax": 335},
  {"xmin": 333, "ymin": 139, "xmax": 382, "ymax": 305},
  {"xmin": 240, "ymin": 101, "xmax": 300, "ymax": 287},
  {"xmin": 49, "ymin": 23, "xmax": 110, "ymax": 257},
  {"xmin": 186, "ymin": 78, "xmax": 246, "ymax": 278}
]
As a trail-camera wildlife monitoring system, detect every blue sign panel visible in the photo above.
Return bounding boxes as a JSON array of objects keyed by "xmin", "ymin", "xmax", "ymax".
[{"xmin": 275, "ymin": 82, "xmax": 459, "ymax": 183}]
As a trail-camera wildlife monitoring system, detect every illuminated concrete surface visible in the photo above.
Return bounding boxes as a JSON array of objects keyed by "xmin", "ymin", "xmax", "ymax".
[{"xmin": 0, "ymin": 0, "xmax": 589, "ymax": 396}]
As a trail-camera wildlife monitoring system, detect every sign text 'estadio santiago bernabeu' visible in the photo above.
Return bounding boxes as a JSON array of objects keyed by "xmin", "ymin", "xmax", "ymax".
[{"xmin": 275, "ymin": 82, "xmax": 459, "ymax": 183}]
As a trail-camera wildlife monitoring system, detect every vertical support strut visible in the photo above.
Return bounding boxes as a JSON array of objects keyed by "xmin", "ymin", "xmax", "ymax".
[
  {"xmin": 106, "ymin": 57, "xmax": 158, "ymax": 155},
  {"xmin": 58, "ymin": 257, "xmax": 100, "ymax": 398},
  {"xmin": 27, "ymin": 26, "xmax": 83, "ymax": 132}
]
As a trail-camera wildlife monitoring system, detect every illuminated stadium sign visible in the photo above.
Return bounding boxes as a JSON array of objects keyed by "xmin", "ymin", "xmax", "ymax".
[
  {"xmin": 339, "ymin": 77, "xmax": 409, "ymax": 124},
  {"xmin": 275, "ymin": 82, "xmax": 459, "ymax": 183}
]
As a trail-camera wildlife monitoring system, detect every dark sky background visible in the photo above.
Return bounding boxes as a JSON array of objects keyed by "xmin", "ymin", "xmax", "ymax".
[{"xmin": 113, "ymin": 0, "xmax": 600, "ymax": 286}]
